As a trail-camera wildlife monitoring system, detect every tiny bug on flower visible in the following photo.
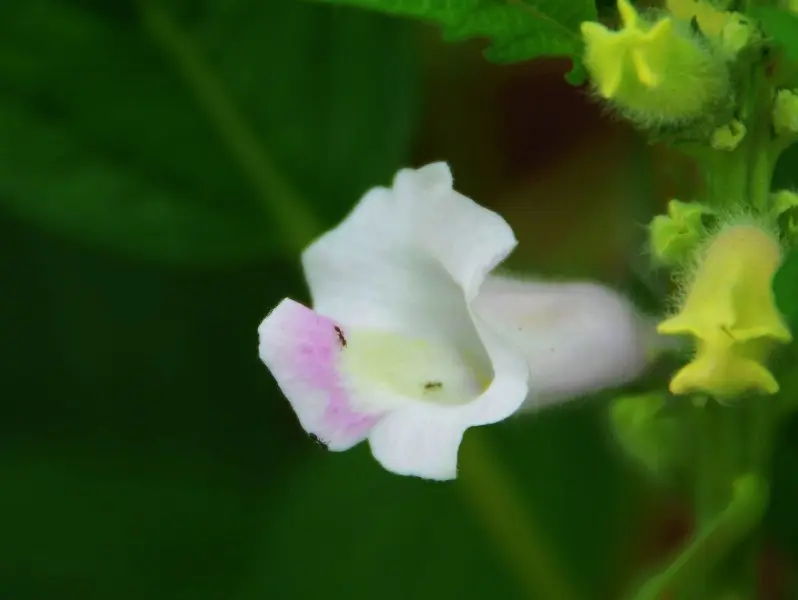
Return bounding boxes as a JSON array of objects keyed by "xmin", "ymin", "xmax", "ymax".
[
  {"xmin": 333, "ymin": 326, "xmax": 347, "ymax": 348},
  {"xmin": 309, "ymin": 433, "xmax": 329, "ymax": 450}
]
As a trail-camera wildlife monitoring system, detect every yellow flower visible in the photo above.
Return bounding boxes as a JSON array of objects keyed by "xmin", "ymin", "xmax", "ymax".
[
  {"xmin": 658, "ymin": 225, "xmax": 791, "ymax": 398},
  {"xmin": 580, "ymin": 0, "xmax": 729, "ymax": 125}
]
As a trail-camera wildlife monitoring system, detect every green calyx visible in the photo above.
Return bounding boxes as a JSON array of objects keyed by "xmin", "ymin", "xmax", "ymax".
[
  {"xmin": 610, "ymin": 392, "xmax": 687, "ymax": 477},
  {"xmin": 710, "ymin": 119, "xmax": 747, "ymax": 150},
  {"xmin": 649, "ymin": 199, "xmax": 713, "ymax": 265},
  {"xmin": 771, "ymin": 189, "xmax": 798, "ymax": 242},
  {"xmin": 773, "ymin": 88, "xmax": 798, "ymax": 136}
]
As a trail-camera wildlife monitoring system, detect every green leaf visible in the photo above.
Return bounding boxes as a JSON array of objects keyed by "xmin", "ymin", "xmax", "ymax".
[
  {"xmin": 0, "ymin": 97, "xmax": 274, "ymax": 265},
  {"xmin": 763, "ymin": 415, "xmax": 798, "ymax": 565},
  {"xmin": 0, "ymin": 0, "xmax": 419, "ymax": 265},
  {"xmin": 773, "ymin": 248, "xmax": 798, "ymax": 331},
  {"xmin": 241, "ymin": 402, "xmax": 644, "ymax": 600},
  {"xmin": 752, "ymin": 5, "xmax": 798, "ymax": 62},
  {"xmin": 0, "ymin": 443, "xmax": 265, "ymax": 600},
  {"xmin": 305, "ymin": 0, "xmax": 596, "ymax": 82}
]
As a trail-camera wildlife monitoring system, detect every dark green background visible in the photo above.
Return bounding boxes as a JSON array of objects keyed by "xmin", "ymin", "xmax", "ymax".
[{"xmin": 2, "ymin": 1, "xmax": 797, "ymax": 599}]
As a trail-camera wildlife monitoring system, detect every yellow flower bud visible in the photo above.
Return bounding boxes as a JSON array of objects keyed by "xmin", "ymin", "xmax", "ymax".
[
  {"xmin": 581, "ymin": 0, "xmax": 730, "ymax": 126},
  {"xmin": 710, "ymin": 119, "xmax": 746, "ymax": 150},
  {"xmin": 658, "ymin": 225, "xmax": 791, "ymax": 398},
  {"xmin": 719, "ymin": 13, "xmax": 757, "ymax": 56},
  {"xmin": 773, "ymin": 89, "xmax": 798, "ymax": 136},
  {"xmin": 649, "ymin": 199, "xmax": 712, "ymax": 265},
  {"xmin": 666, "ymin": 0, "xmax": 728, "ymax": 37}
]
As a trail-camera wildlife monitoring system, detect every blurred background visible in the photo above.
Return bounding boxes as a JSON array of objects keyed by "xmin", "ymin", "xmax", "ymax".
[{"xmin": 2, "ymin": 0, "xmax": 798, "ymax": 598}]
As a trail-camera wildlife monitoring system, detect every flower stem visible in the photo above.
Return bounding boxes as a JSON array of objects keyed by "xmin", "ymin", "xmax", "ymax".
[
  {"xmin": 137, "ymin": 0, "xmax": 323, "ymax": 254},
  {"xmin": 459, "ymin": 433, "xmax": 583, "ymax": 600},
  {"xmin": 629, "ymin": 471, "xmax": 768, "ymax": 600}
]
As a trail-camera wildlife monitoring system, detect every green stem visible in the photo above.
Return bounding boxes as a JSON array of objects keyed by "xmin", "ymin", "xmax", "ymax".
[
  {"xmin": 695, "ymin": 404, "xmax": 738, "ymax": 526},
  {"xmin": 746, "ymin": 91, "xmax": 777, "ymax": 213},
  {"xmin": 137, "ymin": 0, "xmax": 323, "ymax": 253},
  {"xmin": 630, "ymin": 472, "xmax": 769, "ymax": 600},
  {"xmin": 459, "ymin": 433, "xmax": 583, "ymax": 600}
]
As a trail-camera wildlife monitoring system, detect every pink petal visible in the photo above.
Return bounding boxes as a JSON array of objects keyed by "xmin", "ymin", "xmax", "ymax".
[{"xmin": 258, "ymin": 299, "xmax": 381, "ymax": 450}]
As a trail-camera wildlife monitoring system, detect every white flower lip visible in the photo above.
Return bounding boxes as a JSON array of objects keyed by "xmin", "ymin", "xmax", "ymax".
[{"xmin": 258, "ymin": 162, "xmax": 530, "ymax": 480}]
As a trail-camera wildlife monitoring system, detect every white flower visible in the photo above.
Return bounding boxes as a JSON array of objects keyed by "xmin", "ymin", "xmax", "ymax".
[
  {"xmin": 258, "ymin": 163, "xmax": 528, "ymax": 480},
  {"xmin": 473, "ymin": 276, "xmax": 660, "ymax": 407},
  {"xmin": 258, "ymin": 163, "xmax": 659, "ymax": 480}
]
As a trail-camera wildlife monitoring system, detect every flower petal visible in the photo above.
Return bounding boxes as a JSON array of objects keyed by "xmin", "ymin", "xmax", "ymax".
[
  {"xmin": 473, "ymin": 276, "xmax": 659, "ymax": 406},
  {"xmin": 368, "ymin": 409, "xmax": 464, "ymax": 480},
  {"xmin": 258, "ymin": 299, "xmax": 381, "ymax": 450},
  {"xmin": 301, "ymin": 162, "xmax": 517, "ymax": 335},
  {"xmin": 452, "ymin": 315, "xmax": 531, "ymax": 425},
  {"xmin": 365, "ymin": 318, "xmax": 529, "ymax": 479}
]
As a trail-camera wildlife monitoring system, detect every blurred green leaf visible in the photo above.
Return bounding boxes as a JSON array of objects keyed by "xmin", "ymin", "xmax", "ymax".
[
  {"xmin": 0, "ymin": 0, "xmax": 418, "ymax": 264},
  {"xmin": 773, "ymin": 248, "xmax": 798, "ymax": 330},
  {"xmin": 0, "ymin": 443, "xmax": 265, "ymax": 600},
  {"xmin": 0, "ymin": 97, "xmax": 275, "ymax": 265},
  {"xmin": 0, "ymin": 175, "xmax": 306, "ymax": 600},
  {"xmin": 764, "ymin": 415, "xmax": 798, "ymax": 562},
  {"xmin": 774, "ymin": 143, "xmax": 798, "ymax": 189},
  {"xmin": 244, "ymin": 402, "xmax": 644, "ymax": 600},
  {"xmin": 489, "ymin": 403, "xmax": 645, "ymax": 596},
  {"xmin": 752, "ymin": 6, "xmax": 798, "ymax": 61},
  {"xmin": 239, "ymin": 444, "xmax": 523, "ymax": 600},
  {"xmin": 306, "ymin": 0, "xmax": 595, "ymax": 82}
]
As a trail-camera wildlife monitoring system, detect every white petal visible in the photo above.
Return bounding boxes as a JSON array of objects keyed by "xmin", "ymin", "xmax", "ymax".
[
  {"xmin": 458, "ymin": 316, "xmax": 531, "ymax": 424},
  {"xmin": 368, "ymin": 409, "xmax": 464, "ymax": 480},
  {"xmin": 473, "ymin": 276, "xmax": 659, "ymax": 407},
  {"xmin": 301, "ymin": 162, "xmax": 517, "ymax": 337},
  {"xmin": 257, "ymin": 299, "xmax": 382, "ymax": 450},
  {"xmin": 366, "ymin": 318, "xmax": 529, "ymax": 479}
]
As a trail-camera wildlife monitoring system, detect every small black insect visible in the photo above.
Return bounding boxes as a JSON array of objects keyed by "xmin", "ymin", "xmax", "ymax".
[
  {"xmin": 333, "ymin": 325, "xmax": 347, "ymax": 348},
  {"xmin": 423, "ymin": 381, "xmax": 443, "ymax": 391},
  {"xmin": 309, "ymin": 433, "xmax": 329, "ymax": 450}
]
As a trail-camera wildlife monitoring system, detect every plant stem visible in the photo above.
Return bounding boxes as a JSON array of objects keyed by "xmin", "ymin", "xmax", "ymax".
[
  {"xmin": 137, "ymin": 0, "xmax": 323, "ymax": 254},
  {"xmin": 459, "ymin": 433, "xmax": 583, "ymax": 600},
  {"xmin": 630, "ymin": 470, "xmax": 768, "ymax": 600}
]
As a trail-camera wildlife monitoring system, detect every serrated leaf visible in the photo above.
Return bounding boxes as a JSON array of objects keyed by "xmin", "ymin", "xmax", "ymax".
[
  {"xmin": 774, "ymin": 248, "xmax": 798, "ymax": 330},
  {"xmin": 306, "ymin": 0, "xmax": 596, "ymax": 81},
  {"xmin": 0, "ymin": 0, "xmax": 418, "ymax": 265},
  {"xmin": 752, "ymin": 5, "xmax": 798, "ymax": 62}
]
